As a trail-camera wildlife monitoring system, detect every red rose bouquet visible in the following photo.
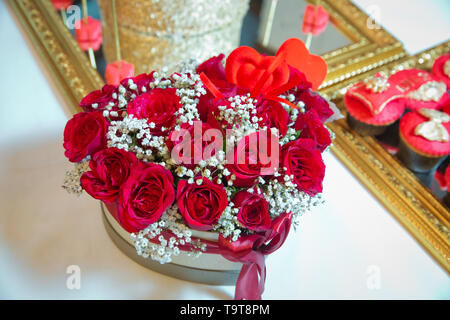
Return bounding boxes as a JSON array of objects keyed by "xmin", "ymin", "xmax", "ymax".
[{"xmin": 62, "ymin": 38, "xmax": 340, "ymax": 300}]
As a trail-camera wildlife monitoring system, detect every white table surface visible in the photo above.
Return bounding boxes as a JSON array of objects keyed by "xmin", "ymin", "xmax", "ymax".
[{"xmin": 0, "ymin": 0, "xmax": 449, "ymax": 299}]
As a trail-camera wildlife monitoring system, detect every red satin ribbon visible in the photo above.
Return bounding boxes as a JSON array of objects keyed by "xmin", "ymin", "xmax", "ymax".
[
  {"xmin": 199, "ymin": 72, "xmax": 225, "ymax": 100},
  {"xmin": 104, "ymin": 201, "xmax": 292, "ymax": 300},
  {"xmin": 218, "ymin": 213, "xmax": 293, "ymax": 300}
]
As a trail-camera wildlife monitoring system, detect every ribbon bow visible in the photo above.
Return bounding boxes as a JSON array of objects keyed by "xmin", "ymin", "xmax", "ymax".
[
  {"xmin": 218, "ymin": 213, "xmax": 293, "ymax": 300},
  {"xmin": 414, "ymin": 108, "xmax": 450, "ymax": 142},
  {"xmin": 104, "ymin": 201, "xmax": 293, "ymax": 300}
]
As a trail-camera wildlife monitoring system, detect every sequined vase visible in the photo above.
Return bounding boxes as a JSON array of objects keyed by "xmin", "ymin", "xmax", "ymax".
[{"xmin": 98, "ymin": 0, "xmax": 250, "ymax": 74}]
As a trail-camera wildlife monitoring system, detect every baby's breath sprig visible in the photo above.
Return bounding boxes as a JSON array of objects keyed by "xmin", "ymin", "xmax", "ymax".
[
  {"xmin": 62, "ymin": 159, "xmax": 90, "ymax": 195},
  {"xmin": 131, "ymin": 204, "xmax": 206, "ymax": 264}
]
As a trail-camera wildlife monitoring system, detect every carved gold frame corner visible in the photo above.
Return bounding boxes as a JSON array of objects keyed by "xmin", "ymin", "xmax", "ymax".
[
  {"xmin": 7, "ymin": 0, "xmax": 449, "ymax": 274},
  {"xmin": 306, "ymin": 0, "xmax": 406, "ymax": 93}
]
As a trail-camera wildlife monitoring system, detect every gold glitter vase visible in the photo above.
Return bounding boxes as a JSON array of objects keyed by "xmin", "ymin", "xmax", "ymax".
[{"xmin": 98, "ymin": 0, "xmax": 250, "ymax": 74}]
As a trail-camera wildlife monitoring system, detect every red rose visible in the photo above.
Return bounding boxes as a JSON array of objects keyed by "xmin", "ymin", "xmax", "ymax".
[
  {"xmin": 119, "ymin": 163, "xmax": 175, "ymax": 233},
  {"xmin": 120, "ymin": 72, "xmax": 155, "ymax": 94},
  {"xmin": 167, "ymin": 121, "xmax": 222, "ymax": 169},
  {"xmin": 197, "ymin": 81, "xmax": 239, "ymax": 124},
  {"xmin": 226, "ymin": 130, "xmax": 280, "ymax": 188},
  {"xmin": 79, "ymin": 84, "xmax": 117, "ymax": 112},
  {"xmin": 63, "ymin": 111, "xmax": 108, "ymax": 162},
  {"xmin": 256, "ymin": 99, "xmax": 290, "ymax": 136},
  {"xmin": 80, "ymin": 148, "xmax": 137, "ymax": 202},
  {"xmin": 197, "ymin": 54, "xmax": 227, "ymax": 82},
  {"xmin": 127, "ymin": 88, "xmax": 181, "ymax": 135},
  {"xmin": 280, "ymin": 138, "xmax": 325, "ymax": 195},
  {"xmin": 177, "ymin": 178, "xmax": 228, "ymax": 231},
  {"xmin": 233, "ymin": 191, "xmax": 271, "ymax": 232},
  {"xmin": 295, "ymin": 110, "xmax": 331, "ymax": 152},
  {"xmin": 293, "ymin": 89, "xmax": 333, "ymax": 123}
]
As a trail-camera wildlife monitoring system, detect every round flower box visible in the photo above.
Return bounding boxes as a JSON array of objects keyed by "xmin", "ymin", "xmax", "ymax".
[{"xmin": 101, "ymin": 203, "xmax": 241, "ymax": 285}]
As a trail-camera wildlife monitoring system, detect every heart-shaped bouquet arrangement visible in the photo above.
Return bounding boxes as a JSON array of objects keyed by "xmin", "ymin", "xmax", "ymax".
[{"xmin": 62, "ymin": 38, "xmax": 337, "ymax": 299}]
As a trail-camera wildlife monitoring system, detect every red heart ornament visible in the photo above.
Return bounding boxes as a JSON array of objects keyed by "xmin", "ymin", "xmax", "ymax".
[
  {"xmin": 105, "ymin": 61, "xmax": 135, "ymax": 86},
  {"xmin": 276, "ymin": 38, "xmax": 327, "ymax": 90},
  {"xmin": 225, "ymin": 46, "xmax": 290, "ymax": 96}
]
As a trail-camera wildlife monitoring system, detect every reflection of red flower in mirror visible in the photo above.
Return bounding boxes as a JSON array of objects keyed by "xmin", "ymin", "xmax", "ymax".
[
  {"xmin": 51, "ymin": 0, "xmax": 74, "ymax": 10},
  {"xmin": 74, "ymin": 17, "xmax": 103, "ymax": 51}
]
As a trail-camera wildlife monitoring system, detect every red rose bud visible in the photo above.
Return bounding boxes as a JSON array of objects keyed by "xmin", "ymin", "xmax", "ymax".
[
  {"xmin": 280, "ymin": 138, "xmax": 325, "ymax": 195},
  {"xmin": 295, "ymin": 109, "xmax": 332, "ymax": 152},
  {"xmin": 119, "ymin": 163, "xmax": 175, "ymax": 233},
  {"xmin": 196, "ymin": 54, "xmax": 227, "ymax": 83},
  {"xmin": 63, "ymin": 111, "xmax": 108, "ymax": 162},
  {"xmin": 120, "ymin": 72, "xmax": 155, "ymax": 95},
  {"xmin": 177, "ymin": 178, "xmax": 228, "ymax": 231},
  {"xmin": 127, "ymin": 88, "xmax": 180, "ymax": 136},
  {"xmin": 233, "ymin": 191, "xmax": 271, "ymax": 232},
  {"xmin": 74, "ymin": 17, "xmax": 102, "ymax": 51},
  {"xmin": 51, "ymin": 0, "xmax": 74, "ymax": 10},
  {"xmin": 293, "ymin": 88, "xmax": 333, "ymax": 123},
  {"xmin": 256, "ymin": 99, "xmax": 290, "ymax": 136},
  {"xmin": 79, "ymin": 84, "xmax": 117, "ymax": 112},
  {"xmin": 226, "ymin": 130, "xmax": 280, "ymax": 188},
  {"xmin": 105, "ymin": 60, "xmax": 135, "ymax": 86},
  {"xmin": 302, "ymin": 4, "xmax": 329, "ymax": 36},
  {"xmin": 80, "ymin": 148, "xmax": 137, "ymax": 202}
]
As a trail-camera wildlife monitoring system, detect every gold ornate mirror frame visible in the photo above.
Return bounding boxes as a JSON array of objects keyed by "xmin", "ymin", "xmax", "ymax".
[{"xmin": 7, "ymin": 0, "xmax": 448, "ymax": 273}]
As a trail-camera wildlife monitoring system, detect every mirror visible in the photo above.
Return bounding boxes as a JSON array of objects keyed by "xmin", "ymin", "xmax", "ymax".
[{"xmin": 257, "ymin": 0, "xmax": 351, "ymax": 55}]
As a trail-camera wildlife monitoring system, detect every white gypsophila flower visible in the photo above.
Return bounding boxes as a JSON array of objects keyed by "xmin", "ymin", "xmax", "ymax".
[
  {"xmin": 214, "ymin": 202, "xmax": 242, "ymax": 241},
  {"xmin": 107, "ymin": 115, "xmax": 167, "ymax": 161},
  {"xmin": 279, "ymin": 127, "xmax": 298, "ymax": 145},
  {"xmin": 323, "ymin": 127, "xmax": 336, "ymax": 153},
  {"xmin": 214, "ymin": 94, "xmax": 262, "ymax": 147},
  {"xmin": 263, "ymin": 175, "xmax": 323, "ymax": 228},
  {"xmin": 62, "ymin": 158, "xmax": 90, "ymax": 195},
  {"xmin": 131, "ymin": 204, "xmax": 206, "ymax": 264}
]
